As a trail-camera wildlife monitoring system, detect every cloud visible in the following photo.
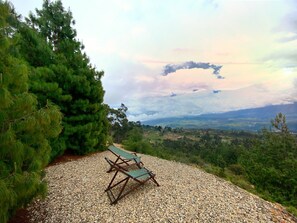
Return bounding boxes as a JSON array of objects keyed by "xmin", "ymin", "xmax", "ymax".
[
  {"xmin": 292, "ymin": 78, "xmax": 297, "ymax": 99},
  {"xmin": 172, "ymin": 48, "xmax": 193, "ymax": 53},
  {"xmin": 277, "ymin": 34, "xmax": 297, "ymax": 43},
  {"xmin": 280, "ymin": 10, "xmax": 297, "ymax": 34},
  {"xmin": 264, "ymin": 51, "xmax": 297, "ymax": 68},
  {"xmin": 127, "ymin": 83, "xmax": 296, "ymax": 122},
  {"xmin": 162, "ymin": 61, "xmax": 224, "ymax": 79}
]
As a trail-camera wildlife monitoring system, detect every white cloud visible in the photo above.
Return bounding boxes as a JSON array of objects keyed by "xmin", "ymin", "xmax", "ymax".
[{"xmin": 10, "ymin": 0, "xmax": 297, "ymax": 121}]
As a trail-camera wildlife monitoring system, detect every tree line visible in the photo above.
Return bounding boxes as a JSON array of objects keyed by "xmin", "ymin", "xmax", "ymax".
[
  {"xmin": 121, "ymin": 114, "xmax": 297, "ymax": 215},
  {"xmin": 0, "ymin": 1, "xmax": 109, "ymax": 222},
  {"xmin": 106, "ymin": 103, "xmax": 297, "ymax": 212}
]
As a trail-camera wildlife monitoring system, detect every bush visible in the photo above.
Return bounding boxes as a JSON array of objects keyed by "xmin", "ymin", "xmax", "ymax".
[
  {"xmin": 204, "ymin": 165, "xmax": 226, "ymax": 178},
  {"xmin": 228, "ymin": 164, "xmax": 245, "ymax": 175},
  {"xmin": 239, "ymin": 126, "xmax": 297, "ymax": 207}
]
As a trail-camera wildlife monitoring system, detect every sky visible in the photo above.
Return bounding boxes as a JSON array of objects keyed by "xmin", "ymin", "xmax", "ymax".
[{"xmin": 11, "ymin": 0, "xmax": 297, "ymax": 121}]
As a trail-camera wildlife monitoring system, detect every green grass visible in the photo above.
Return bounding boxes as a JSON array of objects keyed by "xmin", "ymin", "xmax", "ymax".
[{"xmin": 286, "ymin": 206, "xmax": 297, "ymax": 218}]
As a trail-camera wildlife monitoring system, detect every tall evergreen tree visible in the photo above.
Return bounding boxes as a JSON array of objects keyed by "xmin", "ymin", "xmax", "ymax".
[
  {"xmin": 24, "ymin": 0, "xmax": 108, "ymax": 155},
  {"xmin": 17, "ymin": 25, "xmax": 71, "ymax": 158},
  {"xmin": 0, "ymin": 2, "xmax": 62, "ymax": 222}
]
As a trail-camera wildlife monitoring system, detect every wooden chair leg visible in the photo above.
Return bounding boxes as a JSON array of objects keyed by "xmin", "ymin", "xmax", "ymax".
[
  {"xmin": 150, "ymin": 175, "xmax": 160, "ymax": 186},
  {"xmin": 112, "ymin": 178, "xmax": 129, "ymax": 204},
  {"xmin": 107, "ymin": 157, "xmax": 120, "ymax": 173}
]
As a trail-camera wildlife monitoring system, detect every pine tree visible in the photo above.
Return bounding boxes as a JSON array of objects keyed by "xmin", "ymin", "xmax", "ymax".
[
  {"xmin": 239, "ymin": 115, "xmax": 297, "ymax": 206},
  {"xmin": 17, "ymin": 25, "xmax": 71, "ymax": 158},
  {"xmin": 24, "ymin": 0, "xmax": 108, "ymax": 155},
  {"xmin": 0, "ymin": 1, "xmax": 62, "ymax": 222}
]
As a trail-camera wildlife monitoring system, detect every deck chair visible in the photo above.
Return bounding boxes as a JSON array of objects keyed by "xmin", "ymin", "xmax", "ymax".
[
  {"xmin": 104, "ymin": 157, "xmax": 159, "ymax": 205},
  {"xmin": 107, "ymin": 145, "xmax": 143, "ymax": 172}
]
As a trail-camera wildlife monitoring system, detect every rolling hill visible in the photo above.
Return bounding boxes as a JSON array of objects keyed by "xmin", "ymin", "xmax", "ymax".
[{"xmin": 143, "ymin": 102, "xmax": 297, "ymax": 132}]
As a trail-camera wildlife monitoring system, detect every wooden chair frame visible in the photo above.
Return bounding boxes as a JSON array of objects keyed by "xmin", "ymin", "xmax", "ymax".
[{"xmin": 104, "ymin": 157, "xmax": 159, "ymax": 205}]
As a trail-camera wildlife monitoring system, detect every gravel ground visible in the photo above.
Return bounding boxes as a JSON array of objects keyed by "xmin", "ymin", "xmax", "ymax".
[{"xmin": 28, "ymin": 149, "xmax": 297, "ymax": 223}]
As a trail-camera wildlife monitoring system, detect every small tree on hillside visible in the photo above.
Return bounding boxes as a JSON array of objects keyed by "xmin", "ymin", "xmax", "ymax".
[
  {"xmin": 239, "ymin": 114, "xmax": 297, "ymax": 206},
  {"xmin": 107, "ymin": 103, "xmax": 130, "ymax": 143},
  {"xmin": 271, "ymin": 113, "xmax": 289, "ymax": 134}
]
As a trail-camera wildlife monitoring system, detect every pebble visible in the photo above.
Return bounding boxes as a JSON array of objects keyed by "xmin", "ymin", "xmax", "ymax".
[{"xmin": 27, "ymin": 150, "xmax": 297, "ymax": 223}]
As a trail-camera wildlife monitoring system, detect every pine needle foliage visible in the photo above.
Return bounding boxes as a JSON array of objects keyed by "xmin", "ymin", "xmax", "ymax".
[
  {"xmin": 0, "ymin": 2, "xmax": 62, "ymax": 222},
  {"xmin": 22, "ymin": 0, "xmax": 108, "ymax": 156}
]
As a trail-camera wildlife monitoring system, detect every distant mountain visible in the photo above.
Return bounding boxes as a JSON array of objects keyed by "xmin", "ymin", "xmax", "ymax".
[{"xmin": 143, "ymin": 103, "xmax": 297, "ymax": 132}]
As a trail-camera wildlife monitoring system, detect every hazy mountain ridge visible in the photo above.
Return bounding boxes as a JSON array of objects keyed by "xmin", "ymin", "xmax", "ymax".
[{"xmin": 143, "ymin": 103, "xmax": 297, "ymax": 132}]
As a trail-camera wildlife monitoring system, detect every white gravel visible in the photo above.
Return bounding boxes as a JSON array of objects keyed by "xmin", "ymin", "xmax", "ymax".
[{"xmin": 28, "ymin": 149, "xmax": 297, "ymax": 223}]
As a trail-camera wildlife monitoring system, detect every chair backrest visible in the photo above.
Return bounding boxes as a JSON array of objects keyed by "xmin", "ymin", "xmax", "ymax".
[{"xmin": 108, "ymin": 145, "xmax": 141, "ymax": 163}]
